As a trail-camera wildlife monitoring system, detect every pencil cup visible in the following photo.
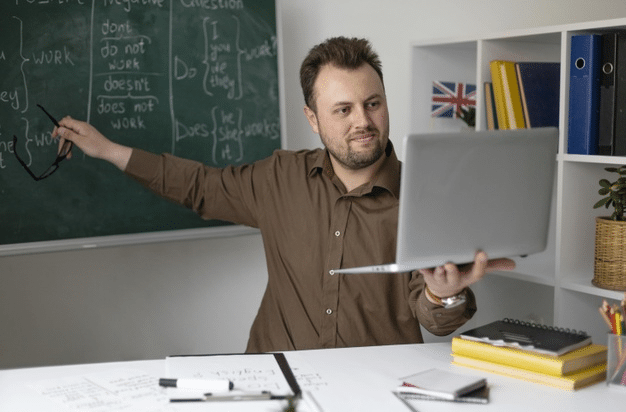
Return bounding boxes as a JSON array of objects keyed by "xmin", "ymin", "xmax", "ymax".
[{"xmin": 607, "ymin": 333, "xmax": 626, "ymax": 389}]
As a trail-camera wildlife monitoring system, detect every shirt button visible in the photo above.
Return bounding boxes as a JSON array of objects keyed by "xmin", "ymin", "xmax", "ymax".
[
  {"xmin": 326, "ymin": 308, "xmax": 333, "ymax": 315},
  {"xmin": 329, "ymin": 270, "xmax": 335, "ymax": 276},
  {"xmin": 334, "ymin": 231, "xmax": 341, "ymax": 237}
]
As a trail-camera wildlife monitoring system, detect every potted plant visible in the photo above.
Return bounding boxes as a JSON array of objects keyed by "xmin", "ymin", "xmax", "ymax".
[{"xmin": 592, "ymin": 165, "xmax": 626, "ymax": 290}]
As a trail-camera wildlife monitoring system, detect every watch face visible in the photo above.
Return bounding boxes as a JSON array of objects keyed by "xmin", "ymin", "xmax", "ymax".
[{"xmin": 442, "ymin": 293, "xmax": 467, "ymax": 309}]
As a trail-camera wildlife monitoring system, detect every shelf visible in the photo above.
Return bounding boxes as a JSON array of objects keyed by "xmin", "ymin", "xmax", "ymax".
[
  {"xmin": 559, "ymin": 272, "xmax": 626, "ymax": 301},
  {"xmin": 560, "ymin": 154, "xmax": 626, "ymax": 165},
  {"xmin": 412, "ymin": 17, "xmax": 626, "ymax": 335}
]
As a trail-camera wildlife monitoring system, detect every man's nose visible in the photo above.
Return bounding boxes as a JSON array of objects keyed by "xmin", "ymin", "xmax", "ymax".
[{"xmin": 352, "ymin": 106, "xmax": 371, "ymax": 128}]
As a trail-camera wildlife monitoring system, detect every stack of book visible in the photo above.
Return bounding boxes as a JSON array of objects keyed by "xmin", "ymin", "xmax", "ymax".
[
  {"xmin": 486, "ymin": 60, "xmax": 560, "ymax": 130},
  {"xmin": 567, "ymin": 31, "xmax": 626, "ymax": 155},
  {"xmin": 451, "ymin": 318, "xmax": 608, "ymax": 390}
]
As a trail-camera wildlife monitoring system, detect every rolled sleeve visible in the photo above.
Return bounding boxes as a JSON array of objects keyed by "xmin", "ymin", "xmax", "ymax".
[{"xmin": 408, "ymin": 272, "xmax": 477, "ymax": 336}]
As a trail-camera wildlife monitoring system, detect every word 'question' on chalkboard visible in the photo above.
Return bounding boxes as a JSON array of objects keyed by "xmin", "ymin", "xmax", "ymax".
[{"xmin": 0, "ymin": 0, "xmax": 280, "ymax": 254}]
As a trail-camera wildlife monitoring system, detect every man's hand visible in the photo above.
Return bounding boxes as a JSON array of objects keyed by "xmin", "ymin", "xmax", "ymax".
[
  {"xmin": 418, "ymin": 251, "xmax": 516, "ymax": 302},
  {"xmin": 52, "ymin": 116, "xmax": 133, "ymax": 171}
]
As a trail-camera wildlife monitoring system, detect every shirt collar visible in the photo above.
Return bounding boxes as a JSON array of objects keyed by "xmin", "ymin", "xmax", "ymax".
[{"xmin": 309, "ymin": 140, "xmax": 401, "ymax": 198}]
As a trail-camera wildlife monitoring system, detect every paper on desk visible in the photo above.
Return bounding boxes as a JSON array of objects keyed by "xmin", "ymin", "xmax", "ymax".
[
  {"xmin": 284, "ymin": 352, "xmax": 330, "ymax": 392},
  {"xmin": 165, "ymin": 353, "xmax": 294, "ymax": 395},
  {"xmin": 28, "ymin": 368, "xmax": 169, "ymax": 412}
]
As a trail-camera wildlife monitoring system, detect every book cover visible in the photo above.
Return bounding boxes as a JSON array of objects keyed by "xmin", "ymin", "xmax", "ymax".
[
  {"xmin": 567, "ymin": 34, "xmax": 602, "ymax": 155},
  {"xmin": 612, "ymin": 32, "xmax": 626, "ymax": 155},
  {"xmin": 452, "ymin": 355, "xmax": 606, "ymax": 391},
  {"xmin": 396, "ymin": 368, "xmax": 486, "ymax": 401},
  {"xmin": 484, "ymin": 82, "xmax": 498, "ymax": 130},
  {"xmin": 451, "ymin": 337, "xmax": 607, "ymax": 376},
  {"xmin": 515, "ymin": 62, "xmax": 560, "ymax": 128},
  {"xmin": 490, "ymin": 60, "xmax": 526, "ymax": 129},
  {"xmin": 459, "ymin": 318, "xmax": 592, "ymax": 356}
]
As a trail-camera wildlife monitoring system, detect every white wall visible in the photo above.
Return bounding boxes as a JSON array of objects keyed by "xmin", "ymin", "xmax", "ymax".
[{"xmin": 3, "ymin": 0, "xmax": 626, "ymax": 369}]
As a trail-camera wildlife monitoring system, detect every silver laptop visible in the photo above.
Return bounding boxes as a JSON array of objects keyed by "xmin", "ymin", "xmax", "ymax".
[{"xmin": 333, "ymin": 127, "xmax": 558, "ymax": 274}]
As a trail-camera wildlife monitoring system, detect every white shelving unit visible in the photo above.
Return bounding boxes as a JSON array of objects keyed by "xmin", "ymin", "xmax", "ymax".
[{"xmin": 411, "ymin": 18, "xmax": 626, "ymax": 344}]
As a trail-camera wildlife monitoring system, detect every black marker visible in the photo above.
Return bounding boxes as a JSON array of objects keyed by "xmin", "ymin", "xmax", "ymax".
[{"xmin": 159, "ymin": 377, "xmax": 233, "ymax": 392}]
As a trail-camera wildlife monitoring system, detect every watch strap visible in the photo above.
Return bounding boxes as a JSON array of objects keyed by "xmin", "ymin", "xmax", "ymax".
[{"xmin": 424, "ymin": 285, "xmax": 467, "ymax": 309}]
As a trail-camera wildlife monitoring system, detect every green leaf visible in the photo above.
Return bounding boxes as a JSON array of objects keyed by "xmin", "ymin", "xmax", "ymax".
[
  {"xmin": 594, "ymin": 197, "xmax": 610, "ymax": 209},
  {"xmin": 600, "ymin": 179, "xmax": 612, "ymax": 188},
  {"xmin": 599, "ymin": 187, "xmax": 610, "ymax": 196},
  {"xmin": 606, "ymin": 167, "xmax": 619, "ymax": 173}
]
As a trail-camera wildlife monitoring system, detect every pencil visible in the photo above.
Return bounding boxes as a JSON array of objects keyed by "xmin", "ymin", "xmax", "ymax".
[{"xmin": 599, "ymin": 305, "xmax": 613, "ymax": 329}]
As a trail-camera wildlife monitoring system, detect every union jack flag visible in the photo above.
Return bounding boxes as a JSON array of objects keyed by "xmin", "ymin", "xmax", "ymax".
[{"xmin": 431, "ymin": 81, "xmax": 476, "ymax": 118}]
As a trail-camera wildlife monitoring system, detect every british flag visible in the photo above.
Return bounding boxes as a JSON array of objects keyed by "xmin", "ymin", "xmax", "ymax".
[{"xmin": 431, "ymin": 81, "xmax": 476, "ymax": 118}]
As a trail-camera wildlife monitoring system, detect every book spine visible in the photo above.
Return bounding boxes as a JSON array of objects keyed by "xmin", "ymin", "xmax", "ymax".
[
  {"xmin": 567, "ymin": 34, "xmax": 602, "ymax": 155},
  {"xmin": 598, "ymin": 32, "xmax": 617, "ymax": 155},
  {"xmin": 515, "ymin": 63, "xmax": 531, "ymax": 127},
  {"xmin": 490, "ymin": 60, "xmax": 526, "ymax": 129},
  {"xmin": 613, "ymin": 32, "xmax": 626, "ymax": 155},
  {"xmin": 515, "ymin": 62, "xmax": 561, "ymax": 128},
  {"xmin": 484, "ymin": 82, "xmax": 498, "ymax": 130},
  {"xmin": 452, "ymin": 355, "xmax": 606, "ymax": 391}
]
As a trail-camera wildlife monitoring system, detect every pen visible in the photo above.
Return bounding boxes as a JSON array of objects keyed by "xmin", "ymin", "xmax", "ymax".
[
  {"xmin": 169, "ymin": 391, "xmax": 283, "ymax": 402},
  {"xmin": 170, "ymin": 391, "xmax": 297, "ymax": 402},
  {"xmin": 159, "ymin": 377, "xmax": 233, "ymax": 392}
]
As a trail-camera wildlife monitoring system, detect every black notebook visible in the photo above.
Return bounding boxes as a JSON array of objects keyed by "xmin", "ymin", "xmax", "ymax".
[{"xmin": 460, "ymin": 318, "xmax": 591, "ymax": 356}]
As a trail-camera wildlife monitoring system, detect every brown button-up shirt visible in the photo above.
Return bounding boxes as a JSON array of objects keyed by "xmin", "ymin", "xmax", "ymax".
[{"xmin": 125, "ymin": 142, "xmax": 476, "ymax": 353}]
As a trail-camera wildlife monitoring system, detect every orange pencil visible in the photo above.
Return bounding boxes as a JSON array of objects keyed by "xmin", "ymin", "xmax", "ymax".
[{"xmin": 599, "ymin": 305, "xmax": 613, "ymax": 329}]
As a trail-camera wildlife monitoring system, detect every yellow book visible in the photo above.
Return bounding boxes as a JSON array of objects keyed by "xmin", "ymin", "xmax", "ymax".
[
  {"xmin": 451, "ymin": 337, "xmax": 607, "ymax": 376},
  {"xmin": 452, "ymin": 354, "xmax": 606, "ymax": 391},
  {"xmin": 489, "ymin": 60, "xmax": 526, "ymax": 129}
]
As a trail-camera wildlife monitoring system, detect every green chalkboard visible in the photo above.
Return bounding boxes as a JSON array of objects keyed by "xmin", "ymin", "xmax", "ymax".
[{"xmin": 0, "ymin": 0, "xmax": 280, "ymax": 253}]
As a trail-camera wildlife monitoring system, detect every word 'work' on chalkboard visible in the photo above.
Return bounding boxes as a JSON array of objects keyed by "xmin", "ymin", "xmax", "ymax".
[{"xmin": 0, "ymin": 0, "xmax": 280, "ymax": 254}]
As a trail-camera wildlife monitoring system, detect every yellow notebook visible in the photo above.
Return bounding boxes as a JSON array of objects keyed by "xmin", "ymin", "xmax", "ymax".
[
  {"xmin": 452, "ymin": 337, "xmax": 607, "ymax": 376},
  {"xmin": 452, "ymin": 355, "xmax": 606, "ymax": 391},
  {"xmin": 490, "ymin": 60, "xmax": 526, "ymax": 129}
]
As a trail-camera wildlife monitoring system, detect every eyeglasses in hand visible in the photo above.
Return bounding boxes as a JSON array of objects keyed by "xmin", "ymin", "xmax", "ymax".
[{"xmin": 12, "ymin": 104, "xmax": 73, "ymax": 181}]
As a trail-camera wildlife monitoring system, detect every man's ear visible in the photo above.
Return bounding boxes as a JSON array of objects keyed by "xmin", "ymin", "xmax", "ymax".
[{"xmin": 303, "ymin": 105, "xmax": 319, "ymax": 134}]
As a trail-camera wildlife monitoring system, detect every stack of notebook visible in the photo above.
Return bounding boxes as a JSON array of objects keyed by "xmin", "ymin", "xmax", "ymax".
[{"xmin": 451, "ymin": 319, "xmax": 608, "ymax": 390}]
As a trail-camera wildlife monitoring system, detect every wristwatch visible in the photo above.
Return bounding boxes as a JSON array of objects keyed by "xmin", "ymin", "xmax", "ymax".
[{"xmin": 425, "ymin": 286, "xmax": 467, "ymax": 309}]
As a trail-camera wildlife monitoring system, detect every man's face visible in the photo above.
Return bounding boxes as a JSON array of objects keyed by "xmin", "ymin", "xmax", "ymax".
[{"xmin": 304, "ymin": 63, "xmax": 390, "ymax": 171}]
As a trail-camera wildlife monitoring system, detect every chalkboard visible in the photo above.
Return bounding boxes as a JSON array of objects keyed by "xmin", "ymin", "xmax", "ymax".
[{"xmin": 0, "ymin": 0, "xmax": 281, "ymax": 254}]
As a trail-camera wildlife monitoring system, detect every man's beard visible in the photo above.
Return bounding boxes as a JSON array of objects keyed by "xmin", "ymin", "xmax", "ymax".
[{"xmin": 322, "ymin": 129, "xmax": 386, "ymax": 170}]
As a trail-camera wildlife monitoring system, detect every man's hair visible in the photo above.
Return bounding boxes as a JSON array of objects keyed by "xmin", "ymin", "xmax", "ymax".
[{"xmin": 299, "ymin": 36, "xmax": 383, "ymax": 111}]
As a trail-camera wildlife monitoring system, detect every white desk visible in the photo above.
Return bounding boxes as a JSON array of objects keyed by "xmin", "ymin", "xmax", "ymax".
[{"xmin": 0, "ymin": 343, "xmax": 622, "ymax": 411}]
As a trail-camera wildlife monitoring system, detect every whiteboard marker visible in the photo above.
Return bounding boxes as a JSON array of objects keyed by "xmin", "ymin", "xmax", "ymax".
[{"xmin": 159, "ymin": 378, "xmax": 233, "ymax": 392}]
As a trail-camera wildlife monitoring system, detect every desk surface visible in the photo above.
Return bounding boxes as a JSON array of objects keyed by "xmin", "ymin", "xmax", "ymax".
[{"xmin": 0, "ymin": 343, "xmax": 622, "ymax": 411}]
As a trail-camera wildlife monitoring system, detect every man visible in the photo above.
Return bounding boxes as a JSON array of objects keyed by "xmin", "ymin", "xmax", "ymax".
[{"xmin": 53, "ymin": 37, "xmax": 514, "ymax": 353}]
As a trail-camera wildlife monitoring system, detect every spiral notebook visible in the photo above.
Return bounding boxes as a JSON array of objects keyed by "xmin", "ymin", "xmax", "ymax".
[{"xmin": 460, "ymin": 318, "xmax": 592, "ymax": 356}]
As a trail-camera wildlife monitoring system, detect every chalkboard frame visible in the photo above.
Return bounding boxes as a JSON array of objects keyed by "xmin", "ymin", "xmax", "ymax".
[{"xmin": 0, "ymin": 1, "xmax": 287, "ymax": 256}]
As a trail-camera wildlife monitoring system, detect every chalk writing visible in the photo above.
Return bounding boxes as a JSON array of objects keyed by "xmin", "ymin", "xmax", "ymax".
[
  {"xmin": 0, "ymin": 0, "xmax": 279, "ymax": 246},
  {"xmin": 103, "ymin": 0, "xmax": 166, "ymax": 13}
]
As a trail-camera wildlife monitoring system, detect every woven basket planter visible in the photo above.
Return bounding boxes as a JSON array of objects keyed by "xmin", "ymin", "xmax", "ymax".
[{"xmin": 593, "ymin": 216, "xmax": 626, "ymax": 291}]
